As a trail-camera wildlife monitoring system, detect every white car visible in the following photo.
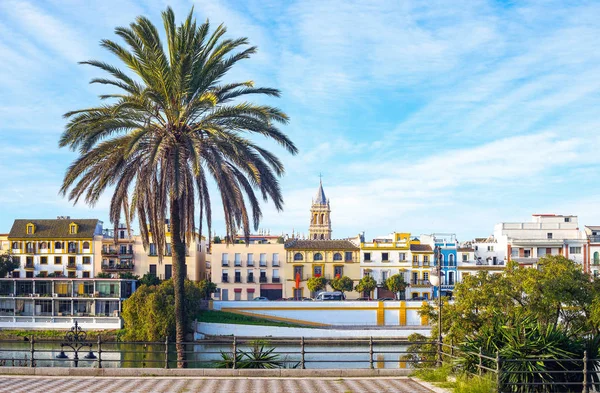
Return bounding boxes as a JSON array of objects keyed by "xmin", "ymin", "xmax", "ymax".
[{"xmin": 252, "ymin": 296, "xmax": 269, "ymax": 301}]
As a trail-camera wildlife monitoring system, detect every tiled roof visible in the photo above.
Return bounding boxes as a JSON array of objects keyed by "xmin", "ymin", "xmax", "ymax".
[
  {"xmin": 586, "ymin": 226, "xmax": 600, "ymax": 231},
  {"xmin": 410, "ymin": 244, "xmax": 433, "ymax": 252},
  {"xmin": 9, "ymin": 219, "xmax": 99, "ymax": 239},
  {"xmin": 285, "ymin": 239, "xmax": 359, "ymax": 250},
  {"xmin": 457, "ymin": 247, "xmax": 475, "ymax": 252}
]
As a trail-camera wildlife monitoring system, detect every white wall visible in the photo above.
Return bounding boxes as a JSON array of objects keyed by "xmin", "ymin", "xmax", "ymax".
[{"xmin": 195, "ymin": 322, "xmax": 430, "ymax": 339}]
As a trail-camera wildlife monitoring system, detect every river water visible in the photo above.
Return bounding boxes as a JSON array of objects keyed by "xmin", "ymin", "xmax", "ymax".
[{"xmin": 0, "ymin": 341, "xmax": 416, "ymax": 369}]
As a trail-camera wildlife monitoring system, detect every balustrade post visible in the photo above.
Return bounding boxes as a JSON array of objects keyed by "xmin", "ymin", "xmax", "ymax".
[
  {"xmin": 232, "ymin": 336, "xmax": 237, "ymax": 369},
  {"xmin": 479, "ymin": 347, "xmax": 483, "ymax": 376},
  {"xmin": 300, "ymin": 337, "xmax": 305, "ymax": 369},
  {"xmin": 582, "ymin": 350, "xmax": 589, "ymax": 393},
  {"xmin": 97, "ymin": 336, "xmax": 102, "ymax": 369},
  {"xmin": 30, "ymin": 335, "xmax": 34, "ymax": 367},
  {"xmin": 164, "ymin": 336, "xmax": 169, "ymax": 369},
  {"xmin": 496, "ymin": 350, "xmax": 501, "ymax": 393},
  {"xmin": 369, "ymin": 336, "xmax": 374, "ymax": 369}
]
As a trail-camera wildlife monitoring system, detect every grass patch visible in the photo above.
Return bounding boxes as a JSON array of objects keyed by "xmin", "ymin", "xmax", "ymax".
[
  {"xmin": 196, "ymin": 310, "xmax": 310, "ymax": 328},
  {"xmin": 453, "ymin": 374, "xmax": 496, "ymax": 393},
  {"xmin": 411, "ymin": 365, "xmax": 451, "ymax": 382},
  {"xmin": 0, "ymin": 329, "xmax": 119, "ymax": 340}
]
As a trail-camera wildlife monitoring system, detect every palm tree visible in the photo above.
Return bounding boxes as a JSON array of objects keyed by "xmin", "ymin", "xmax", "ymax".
[{"xmin": 59, "ymin": 7, "xmax": 297, "ymax": 367}]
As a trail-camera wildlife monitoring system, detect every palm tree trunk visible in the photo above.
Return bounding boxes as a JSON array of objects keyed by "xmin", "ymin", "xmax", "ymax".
[{"xmin": 170, "ymin": 197, "xmax": 187, "ymax": 368}]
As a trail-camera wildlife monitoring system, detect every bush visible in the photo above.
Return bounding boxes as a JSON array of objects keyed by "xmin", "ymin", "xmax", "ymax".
[
  {"xmin": 139, "ymin": 272, "xmax": 161, "ymax": 286},
  {"xmin": 121, "ymin": 279, "xmax": 203, "ymax": 341},
  {"xmin": 454, "ymin": 374, "xmax": 496, "ymax": 393}
]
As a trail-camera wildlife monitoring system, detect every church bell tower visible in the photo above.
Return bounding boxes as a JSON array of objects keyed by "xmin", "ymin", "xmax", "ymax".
[{"xmin": 308, "ymin": 178, "xmax": 332, "ymax": 240}]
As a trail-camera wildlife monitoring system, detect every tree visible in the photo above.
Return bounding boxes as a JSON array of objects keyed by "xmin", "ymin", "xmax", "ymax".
[
  {"xmin": 119, "ymin": 272, "xmax": 140, "ymax": 280},
  {"xmin": 122, "ymin": 279, "xmax": 203, "ymax": 341},
  {"xmin": 355, "ymin": 276, "xmax": 377, "ymax": 298},
  {"xmin": 96, "ymin": 272, "xmax": 111, "ymax": 278},
  {"xmin": 213, "ymin": 236, "xmax": 222, "ymax": 244},
  {"xmin": 329, "ymin": 276, "xmax": 354, "ymax": 294},
  {"xmin": 139, "ymin": 272, "xmax": 161, "ymax": 287},
  {"xmin": 385, "ymin": 274, "xmax": 408, "ymax": 300},
  {"xmin": 197, "ymin": 279, "xmax": 217, "ymax": 300},
  {"xmin": 306, "ymin": 277, "xmax": 327, "ymax": 294},
  {"xmin": 58, "ymin": 7, "xmax": 296, "ymax": 367},
  {"xmin": 0, "ymin": 252, "xmax": 19, "ymax": 278}
]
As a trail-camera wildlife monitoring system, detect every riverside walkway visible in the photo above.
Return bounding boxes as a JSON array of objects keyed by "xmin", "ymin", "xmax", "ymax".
[{"xmin": 0, "ymin": 376, "xmax": 438, "ymax": 393}]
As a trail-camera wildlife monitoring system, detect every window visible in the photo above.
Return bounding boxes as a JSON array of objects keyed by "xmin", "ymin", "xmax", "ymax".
[
  {"xmin": 423, "ymin": 256, "xmax": 429, "ymax": 266},
  {"xmin": 334, "ymin": 266, "xmax": 343, "ymax": 277},
  {"xmin": 524, "ymin": 249, "xmax": 531, "ymax": 257},
  {"xmin": 149, "ymin": 264, "xmax": 157, "ymax": 276},
  {"xmin": 149, "ymin": 243, "xmax": 157, "ymax": 256},
  {"xmin": 569, "ymin": 247, "xmax": 582, "ymax": 254},
  {"xmin": 272, "ymin": 269, "xmax": 280, "ymax": 282},
  {"xmin": 423, "ymin": 272, "xmax": 429, "ymax": 282},
  {"xmin": 399, "ymin": 253, "xmax": 406, "ymax": 261},
  {"xmin": 165, "ymin": 244, "xmax": 172, "ymax": 256},
  {"xmin": 83, "ymin": 256, "xmax": 91, "ymax": 264},
  {"xmin": 26, "ymin": 225, "xmax": 33, "ymax": 234},
  {"xmin": 221, "ymin": 254, "xmax": 229, "ymax": 266},
  {"xmin": 382, "ymin": 252, "xmax": 389, "ymax": 261},
  {"xmin": 39, "ymin": 242, "xmax": 47, "ymax": 250},
  {"xmin": 55, "ymin": 241, "xmax": 62, "ymax": 250},
  {"xmin": 314, "ymin": 253, "xmax": 323, "ymax": 261},
  {"xmin": 413, "ymin": 255, "xmax": 419, "ymax": 263},
  {"xmin": 382, "ymin": 271, "xmax": 388, "ymax": 281},
  {"xmin": 565, "ymin": 217, "xmax": 571, "ymax": 222},
  {"xmin": 345, "ymin": 252, "xmax": 353, "ymax": 261},
  {"xmin": 364, "ymin": 252, "xmax": 371, "ymax": 262},
  {"xmin": 54, "ymin": 256, "xmax": 62, "ymax": 265},
  {"xmin": 40, "ymin": 256, "xmax": 48, "ymax": 265},
  {"xmin": 234, "ymin": 253, "xmax": 242, "ymax": 266},
  {"xmin": 511, "ymin": 249, "xmax": 518, "ymax": 257},
  {"xmin": 448, "ymin": 254, "xmax": 455, "ymax": 266},
  {"xmin": 294, "ymin": 266, "xmax": 303, "ymax": 279},
  {"xmin": 165, "ymin": 265, "xmax": 172, "ymax": 280},
  {"xmin": 333, "ymin": 253, "xmax": 342, "ymax": 261},
  {"xmin": 260, "ymin": 253, "xmax": 267, "ymax": 266},
  {"xmin": 547, "ymin": 233, "xmax": 553, "ymax": 239},
  {"xmin": 12, "ymin": 242, "xmax": 19, "ymax": 250},
  {"xmin": 68, "ymin": 256, "xmax": 76, "ymax": 265},
  {"xmin": 68, "ymin": 271, "xmax": 76, "ymax": 278},
  {"xmin": 82, "ymin": 271, "xmax": 90, "ymax": 278},
  {"xmin": 475, "ymin": 246, "xmax": 478, "ymax": 251},
  {"xmin": 462, "ymin": 254, "xmax": 468, "ymax": 262},
  {"xmin": 234, "ymin": 270, "xmax": 242, "ymax": 283},
  {"xmin": 487, "ymin": 246, "xmax": 494, "ymax": 251},
  {"xmin": 82, "ymin": 242, "xmax": 90, "ymax": 250},
  {"xmin": 294, "ymin": 253, "xmax": 303, "ymax": 261},
  {"xmin": 313, "ymin": 265, "xmax": 322, "ymax": 277},
  {"xmin": 247, "ymin": 253, "xmax": 254, "ymax": 266}
]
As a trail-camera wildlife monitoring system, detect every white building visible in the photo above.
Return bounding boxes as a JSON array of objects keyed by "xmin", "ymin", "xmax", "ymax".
[
  {"xmin": 494, "ymin": 214, "xmax": 587, "ymax": 267},
  {"xmin": 585, "ymin": 226, "xmax": 600, "ymax": 278},
  {"xmin": 457, "ymin": 236, "xmax": 505, "ymax": 281}
]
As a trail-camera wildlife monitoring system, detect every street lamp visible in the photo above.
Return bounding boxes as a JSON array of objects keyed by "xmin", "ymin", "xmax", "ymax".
[{"xmin": 429, "ymin": 245, "xmax": 443, "ymax": 367}]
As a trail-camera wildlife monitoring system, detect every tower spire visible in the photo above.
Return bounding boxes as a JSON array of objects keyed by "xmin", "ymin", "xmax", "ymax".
[{"xmin": 309, "ymin": 176, "xmax": 332, "ymax": 240}]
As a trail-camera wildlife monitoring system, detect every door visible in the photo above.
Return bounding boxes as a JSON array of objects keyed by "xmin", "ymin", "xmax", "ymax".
[
  {"xmin": 165, "ymin": 264, "xmax": 172, "ymax": 280},
  {"xmin": 222, "ymin": 289, "xmax": 229, "ymax": 301}
]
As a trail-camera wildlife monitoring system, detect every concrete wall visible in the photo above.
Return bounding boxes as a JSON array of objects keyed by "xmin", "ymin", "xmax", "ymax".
[
  {"xmin": 195, "ymin": 322, "xmax": 430, "ymax": 339},
  {"xmin": 211, "ymin": 300, "xmax": 428, "ymax": 327},
  {"xmin": 0, "ymin": 316, "xmax": 121, "ymax": 329}
]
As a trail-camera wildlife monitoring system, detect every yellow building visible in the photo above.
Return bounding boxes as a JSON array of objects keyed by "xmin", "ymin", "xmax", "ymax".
[
  {"xmin": 360, "ymin": 232, "xmax": 421, "ymax": 299},
  {"xmin": 284, "ymin": 239, "xmax": 360, "ymax": 299},
  {"xmin": 7, "ymin": 218, "xmax": 102, "ymax": 278},
  {"xmin": 408, "ymin": 244, "xmax": 433, "ymax": 300}
]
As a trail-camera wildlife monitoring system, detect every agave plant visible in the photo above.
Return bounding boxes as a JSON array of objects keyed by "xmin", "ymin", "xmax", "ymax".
[{"xmin": 216, "ymin": 340, "xmax": 293, "ymax": 369}]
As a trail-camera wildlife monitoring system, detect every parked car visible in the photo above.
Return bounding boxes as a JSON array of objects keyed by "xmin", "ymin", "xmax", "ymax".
[
  {"xmin": 378, "ymin": 297, "xmax": 396, "ymax": 301},
  {"xmin": 314, "ymin": 292, "xmax": 345, "ymax": 301},
  {"xmin": 355, "ymin": 297, "xmax": 372, "ymax": 301},
  {"xmin": 252, "ymin": 296, "xmax": 269, "ymax": 301}
]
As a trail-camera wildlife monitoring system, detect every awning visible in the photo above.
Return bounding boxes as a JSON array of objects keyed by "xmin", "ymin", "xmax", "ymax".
[
  {"xmin": 247, "ymin": 288, "xmax": 255, "ymax": 292},
  {"xmin": 234, "ymin": 288, "xmax": 242, "ymax": 293}
]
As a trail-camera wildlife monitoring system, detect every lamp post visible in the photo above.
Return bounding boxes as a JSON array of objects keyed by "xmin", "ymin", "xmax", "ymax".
[
  {"xmin": 55, "ymin": 321, "xmax": 96, "ymax": 367},
  {"xmin": 429, "ymin": 245, "xmax": 443, "ymax": 367}
]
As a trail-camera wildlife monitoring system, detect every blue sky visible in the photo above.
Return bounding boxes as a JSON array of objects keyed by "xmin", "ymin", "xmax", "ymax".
[{"xmin": 1, "ymin": 0, "xmax": 600, "ymax": 241}]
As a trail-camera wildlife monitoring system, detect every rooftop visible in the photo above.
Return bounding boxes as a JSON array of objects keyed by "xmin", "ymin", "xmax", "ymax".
[
  {"xmin": 9, "ymin": 219, "xmax": 100, "ymax": 239},
  {"xmin": 285, "ymin": 239, "xmax": 359, "ymax": 250}
]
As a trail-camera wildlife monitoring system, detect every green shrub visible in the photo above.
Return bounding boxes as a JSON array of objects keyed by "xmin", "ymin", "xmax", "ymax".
[
  {"xmin": 453, "ymin": 374, "xmax": 496, "ymax": 393},
  {"xmin": 412, "ymin": 364, "xmax": 451, "ymax": 382}
]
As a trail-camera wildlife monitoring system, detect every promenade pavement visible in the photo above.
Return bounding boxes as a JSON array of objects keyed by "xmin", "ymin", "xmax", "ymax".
[{"xmin": 0, "ymin": 376, "xmax": 436, "ymax": 393}]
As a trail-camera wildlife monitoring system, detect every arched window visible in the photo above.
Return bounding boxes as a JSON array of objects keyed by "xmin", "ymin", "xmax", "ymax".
[
  {"xmin": 313, "ymin": 234, "xmax": 317, "ymax": 239},
  {"xmin": 12, "ymin": 242, "xmax": 19, "ymax": 249},
  {"xmin": 294, "ymin": 253, "xmax": 303, "ymax": 261},
  {"xmin": 82, "ymin": 241, "xmax": 90, "ymax": 250},
  {"xmin": 319, "ymin": 214, "xmax": 324, "ymax": 224},
  {"xmin": 314, "ymin": 253, "xmax": 323, "ymax": 261},
  {"xmin": 448, "ymin": 271, "xmax": 455, "ymax": 285},
  {"xmin": 594, "ymin": 251, "xmax": 599, "ymax": 262},
  {"xmin": 55, "ymin": 242, "xmax": 62, "ymax": 249},
  {"xmin": 313, "ymin": 214, "xmax": 318, "ymax": 224},
  {"xmin": 449, "ymin": 254, "xmax": 455, "ymax": 266},
  {"xmin": 39, "ymin": 242, "xmax": 47, "ymax": 249},
  {"xmin": 333, "ymin": 253, "xmax": 342, "ymax": 261},
  {"xmin": 320, "ymin": 234, "xmax": 324, "ymax": 240}
]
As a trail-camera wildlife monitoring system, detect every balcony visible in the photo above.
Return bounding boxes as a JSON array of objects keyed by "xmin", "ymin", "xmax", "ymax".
[
  {"xmin": 410, "ymin": 279, "xmax": 431, "ymax": 287},
  {"xmin": 24, "ymin": 261, "xmax": 34, "ymax": 270},
  {"xmin": 102, "ymin": 248, "xmax": 118, "ymax": 255},
  {"xmin": 363, "ymin": 259, "xmax": 372, "ymax": 263},
  {"xmin": 101, "ymin": 261, "xmax": 134, "ymax": 272},
  {"xmin": 221, "ymin": 276, "xmax": 229, "ymax": 283},
  {"xmin": 259, "ymin": 261, "xmax": 267, "ymax": 267},
  {"xmin": 259, "ymin": 276, "xmax": 268, "ymax": 283},
  {"xmin": 68, "ymin": 247, "xmax": 79, "ymax": 254},
  {"xmin": 272, "ymin": 277, "xmax": 281, "ymax": 283},
  {"xmin": 247, "ymin": 261, "xmax": 254, "ymax": 267},
  {"xmin": 247, "ymin": 276, "xmax": 255, "ymax": 283},
  {"xmin": 26, "ymin": 248, "xmax": 35, "ymax": 254},
  {"xmin": 66, "ymin": 262, "xmax": 77, "ymax": 270},
  {"xmin": 592, "ymin": 258, "xmax": 600, "ymax": 266},
  {"xmin": 590, "ymin": 236, "xmax": 600, "ymax": 243},
  {"xmin": 412, "ymin": 262, "xmax": 420, "ymax": 267},
  {"xmin": 221, "ymin": 261, "xmax": 229, "ymax": 267},
  {"xmin": 234, "ymin": 261, "xmax": 242, "ymax": 267},
  {"xmin": 272, "ymin": 260, "xmax": 280, "ymax": 267},
  {"xmin": 234, "ymin": 277, "xmax": 242, "ymax": 283}
]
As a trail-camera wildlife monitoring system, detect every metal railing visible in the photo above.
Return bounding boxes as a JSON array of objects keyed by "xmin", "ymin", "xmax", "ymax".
[{"xmin": 0, "ymin": 335, "xmax": 435, "ymax": 370}]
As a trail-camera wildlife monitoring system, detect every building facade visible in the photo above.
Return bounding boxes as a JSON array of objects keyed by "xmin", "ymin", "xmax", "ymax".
[
  {"xmin": 495, "ymin": 214, "xmax": 587, "ymax": 267},
  {"xmin": 360, "ymin": 232, "xmax": 419, "ymax": 299},
  {"xmin": 0, "ymin": 278, "xmax": 136, "ymax": 329},
  {"xmin": 284, "ymin": 239, "xmax": 360, "ymax": 299},
  {"xmin": 212, "ymin": 235, "xmax": 284, "ymax": 301},
  {"xmin": 421, "ymin": 234, "xmax": 457, "ymax": 298},
  {"xmin": 8, "ymin": 218, "xmax": 103, "ymax": 279},
  {"xmin": 98, "ymin": 224, "xmax": 135, "ymax": 278},
  {"xmin": 408, "ymin": 243, "xmax": 433, "ymax": 300},
  {"xmin": 585, "ymin": 226, "xmax": 600, "ymax": 277}
]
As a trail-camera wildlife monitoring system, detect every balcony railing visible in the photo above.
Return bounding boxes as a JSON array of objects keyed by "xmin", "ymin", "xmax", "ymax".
[
  {"xmin": 410, "ymin": 279, "xmax": 431, "ymax": 286},
  {"xmin": 247, "ymin": 261, "xmax": 254, "ymax": 267},
  {"xmin": 101, "ymin": 262, "xmax": 134, "ymax": 272},
  {"xmin": 234, "ymin": 277, "xmax": 242, "ymax": 283},
  {"xmin": 24, "ymin": 262, "xmax": 34, "ymax": 270},
  {"xmin": 221, "ymin": 262, "xmax": 229, "ymax": 267},
  {"xmin": 247, "ymin": 276, "xmax": 255, "ymax": 283},
  {"xmin": 259, "ymin": 261, "xmax": 267, "ymax": 267},
  {"xmin": 272, "ymin": 277, "xmax": 281, "ymax": 283},
  {"xmin": 68, "ymin": 247, "xmax": 78, "ymax": 254},
  {"xmin": 66, "ymin": 262, "xmax": 77, "ymax": 270},
  {"xmin": 593, "ymin": 258, "xmax": 600, "ymax": 266},
  {"xmin": 272, "ymin": 260, "xmax": 280, "ymax": 267},
  {"xmin": 259, "ymin": 276, "xmax": 267, "ymax": 283},
  {"xmin": 221, "ymin": 276, "xmax": 229, "ymax": 283}
]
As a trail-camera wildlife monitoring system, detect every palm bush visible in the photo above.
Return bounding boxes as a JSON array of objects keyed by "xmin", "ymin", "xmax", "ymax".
[{"xmin": 217, "ymin": 340, "xmax": 295, "ymax": 369}]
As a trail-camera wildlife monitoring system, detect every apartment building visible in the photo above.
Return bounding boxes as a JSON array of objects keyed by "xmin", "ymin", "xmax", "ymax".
[
  {"xmin": 7, "ymin": 218, "xmax": 103, "ymax": 279},
  {"xmin": 212, "ymin": 235, "xmax": 284, "ymax": 300},
  {"xmin": 585, "ymin": 226, "xmax": 600, "ymax": 277}
]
